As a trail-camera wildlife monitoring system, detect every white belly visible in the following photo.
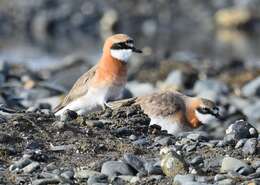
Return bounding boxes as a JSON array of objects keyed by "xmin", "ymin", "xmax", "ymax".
[
  {"xmin": 55, "ymin": 85, "xmax": 124, "ymax": 116},
  {"xmin": 150, "ymin": 116, "xmax": 190, "ymax": 135}
]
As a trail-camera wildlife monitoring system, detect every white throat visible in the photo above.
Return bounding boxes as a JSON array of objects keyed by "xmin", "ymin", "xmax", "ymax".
[
  {"xmin": 195, "ymin": 110, "xmax": 216, "ymax": 124},
  {"xmin": 110, "ymin": 49, "xmax": 132, "ymax": 62}
]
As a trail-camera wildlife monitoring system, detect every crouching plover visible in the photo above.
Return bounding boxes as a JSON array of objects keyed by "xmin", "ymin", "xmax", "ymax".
[
  {"xmin": 108, "ymin": 90, "xmax": 220, "ymax": 135},
  {"xmin": 54, "ymin": 34, "xmax": 142, "ymax": 116}
]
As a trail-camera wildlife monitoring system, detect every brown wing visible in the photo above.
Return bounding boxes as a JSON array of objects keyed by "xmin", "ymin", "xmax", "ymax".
[
  {"xmin": 107, "ymin": 97, "xmax": 137, "ymax": 109},
  {"xmin": 108, "ymin": 91, "xmax": 184, "ymax": 117},
  {"xmin": 135, "ymin": 91, "xmax": 184, "ymax": 117},
  {"xmin": 54, "ymin": 65, "xmax": 97, "ymax": 113}
]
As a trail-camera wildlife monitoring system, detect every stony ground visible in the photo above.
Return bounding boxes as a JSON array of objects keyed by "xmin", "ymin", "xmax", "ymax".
[{"xmin": 0, "ymin": 58, "xmax": 260, "ymax": 185}]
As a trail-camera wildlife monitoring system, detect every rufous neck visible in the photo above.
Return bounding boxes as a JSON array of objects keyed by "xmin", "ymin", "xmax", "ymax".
[
  {"xmin": 98, "ymin": 52, "xmax": 127, "ymax": 75},
  {"xmin": 185, "ymin": 98, "xmax": 201, "ymax": 128}
]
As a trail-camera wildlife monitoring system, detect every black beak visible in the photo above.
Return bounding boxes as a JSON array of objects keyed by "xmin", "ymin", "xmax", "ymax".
[{"xmin": 132, "ymin": 47, "xmax": 142, "ymax": 53}]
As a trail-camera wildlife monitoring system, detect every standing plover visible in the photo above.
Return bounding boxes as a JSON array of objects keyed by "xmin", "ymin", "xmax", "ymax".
[
  {"xmin": 54, "ymin": 34, "xmax": 142, "ymax": 116},
  {"xmin": 108, "ymin": 90, "xmax": 220, "ymax": 135}
]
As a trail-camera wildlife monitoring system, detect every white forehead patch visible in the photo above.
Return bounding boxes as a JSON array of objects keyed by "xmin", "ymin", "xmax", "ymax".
[
  {"xmin": 195, "ymin": 110, "xmax": 216, "ymax": 124},
  {"xmin": 110, "ymin": 49, "xmax": 132, "ymax": 62}
]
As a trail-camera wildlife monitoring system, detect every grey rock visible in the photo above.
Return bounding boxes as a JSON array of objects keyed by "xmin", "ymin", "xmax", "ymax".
[
  {"xmin": 101, "ymin": 161, "xmax": 135, "ymax": 177},
  {"xmin": 242, "ymin": 76, "xmax": 260, "ymax": 97},
  {"xmin": 32, "ymin": 178, "xmax": 60, "ymax": 185},
  {"xmin": 237, "ymin": 166, "xmax": 255, "ymax": 175},
  {"xmin": 85, "ymin": 120, "xmax": 104, "ymax": 128},
  {"xmin": 60, "ymin": 170, "xmax": 74, "ymax": 180},
  {"xmin": 220, "ymin": 157, "xmax": 250, "ymax": 173},
  {"xmin": 156, "ymin": 136, "xmax": 174, "ymax": 146},
  {"xmin": 217, "ymin": 178, "xmax": 235, "ymax": 185},
  {"xmin": 87, "ymin": 174, "xmax": 108, "ymax": 185},
  {"xmin": 214, "ymin": 174, "xmax": 226, "ymax": 181},
  {"xmin": 252, "ymin": 161, "xmax": 260, "ymax": 169},
  {"xmin": 117, "ymin": 175, "xmax": 139, "ymax": 183},
  {"xmin": 144, "ymin": 160, "xmax": 163, "ymax": 175},
  {"xmin": 9, "ymin": 157, "xmax": 32, "ymax": 172},
  {"xmin": 74, "ymin": 169, "xmax": 101, "ymax": 179},
  {"xmin": 165, "ymin": 70, "xmax": 183, "ymax": 88},
  {"xmin": 243, "ymin": 101, "xmax": 260, "ymax": 122},
  {"xmin": 113, "ymin": 127, "xmax": 132, "ymax": 136},
  {"xmin": 123, "ymin": 154, "xmax": 145, "ymax": 174},
  {"xmin": 242, "ymin": 138, "xmax": 257, "ymax": 155},
  {"xmin": 193, "ymin": 79, "xmax": 229, "ymax": 101},
  {"xmin": 235, "ymin": 139, "xmax": 247, "ymax": 148},
  {"xmin": 22, "ymin": 161, "xmax": 40, "ymax": 173},
  {"xmin": 173, "ymin": 174, "xmax": 195, "ymax": 185},
  {"xmin": 187, "ymin": 132, "xmax": 209, "ymax": 141},
  {"xmin": 60, "ymin": 109, "xmax": 78, "ymax": 122},
  {"xmin": 190, "ymin": 156, "xmax": 203, "ymax": 166},
  {"xmin": 132, "ymin": 138, "xmax": 148, "ymax": 146},
  {"xmin": 53, "ymin": 121, "xmax": 65, "ymax": 129},
  {"xmin": 225, "ymin": 120, "xmax": 258, "ymax": 141},
  {"xmin": 126, "ymin": 81, "xmax": 155, "ymax": 97},
  {"xmin": 185, "ymin": 144, "xmax": 197, "ymax": 152},
  {"xmin": 50, "ymin": 144, "xmax": 74, "ymax": 152},
  {"xmin": 129, "ymin": 134, "xmax": 137, "ymax": 141}
]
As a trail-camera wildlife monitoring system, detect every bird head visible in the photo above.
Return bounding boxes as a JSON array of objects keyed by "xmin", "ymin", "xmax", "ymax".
[
  {"xmin": 194, "ymin": 98, "xmax": 220, "ymax": 124},
  {"xmin": 103, "ymin": 34, "xmax": 142, "ymax": 62}
]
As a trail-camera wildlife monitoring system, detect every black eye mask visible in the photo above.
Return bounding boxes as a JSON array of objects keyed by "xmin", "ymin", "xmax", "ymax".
[
  {"xmin": 111, "ymin": 41, "xmax": 142, "ymax": 53},
  {"xmin": 197, "ymin": 107, "xmax": 220, "ymax": 117}
]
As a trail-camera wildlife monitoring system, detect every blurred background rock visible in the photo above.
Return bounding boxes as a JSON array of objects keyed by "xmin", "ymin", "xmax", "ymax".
[{"xmin": 1, "ymin": 0, "xmax": 260, "ymax": 68}]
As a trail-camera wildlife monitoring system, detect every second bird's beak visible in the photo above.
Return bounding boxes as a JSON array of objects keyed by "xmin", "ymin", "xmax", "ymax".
[{"xmin": 132, "ymin": 47, "xmax": 142, "ymax": 53}]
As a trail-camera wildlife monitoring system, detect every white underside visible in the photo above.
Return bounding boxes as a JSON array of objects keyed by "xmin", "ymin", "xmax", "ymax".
[
  {"xmin": 195, "ymin": 110, "xmax": 216, "ymax": 124},
  {"xmin": 55, "ymin": 85, "xmax": 124, "ymax": 116},
  {"xmin": 110, "ymin": 49, "xmax": 132, "ymax": 62},
  {"xmin": 149, "ymin": 116, "xmax": 191, "ymax": 135}
]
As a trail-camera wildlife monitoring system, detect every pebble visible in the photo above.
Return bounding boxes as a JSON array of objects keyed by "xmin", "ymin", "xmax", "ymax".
[
  {"xmin": 144, "ymin": 160, "xmax": 163, "ymax": 175},
  {"xmin": 173, "ymin": 174, "xmax": 195, "ymax": 185},
  {"xmin": 242, "ymin": 76, "xmax": 260, "ymax": 97},
  {"xmin": 237, "ymin": 166, "xmax": 255, "ymax": 175},
  {"xmin": 220, "ymin": 157, "xmax": 250, "ymax": 173},
  {"xmin": 235, "ymin": 139, "xmax": 247, "ymax": 148},
  {"xmin": 87, "ymin": 174, "xmax": 108, "ymax": 185},
  {"xmin": 132, "ymin": 138, "xmax": 149, "ymax": 146},
  {"xmin": 32, "ymin": 178, "xmax": 60, "ymax": 185},
  {"xmin": 156, "ymin": 136, "xmax": 174, "ymax": 146},
  {"xmin": 190, "ymin": 156, "xmax": 204, "ymax": 166},
  {"xmin": 101, "ymin": 161, "xmax": 135, "ymax": 177},
  {"xmin": 252, "ymin": 161, "xmax": 260, "ymax": 169},
  {"xmin": 22, "ymin": 161, "xmax": 40, "ymax": 173},
  {"xmin": 60, "ymin": 109, "xmax": 78, "ymax": 122},
  {"xmin": 113, "ymin": 127, "xmax": 132, "ymax": 136},
  {"xmin": 118, "ymin": 175, "xmax": 140, "ymax": 183},
  {"xmin": 242, "ymin": 138, "xmax": 257, "ymax": 155},
  {"xmin": 74, "ymin": 169, "xmax": 101, "ymax": 179},
  {"xmin": 193, "ymin": 79, "xmax": 229, "ymax": 101},
  {"xmin": 9, "ymin": 157, "xmax": 32, "ymax": 172},
  {"xmin": 85, "ymin": 120, "xmax": 104, "ymax": 128},
  {"xmin": 60, "ymin": 170, "xmax": 74, "ymax": 180},
  {"xmin": 160, "ymin": 147, "xmax": 187, "ymax": 177},
  {"xmin": 129, "ymin": 134, "xmax": 137, "ymax": 141},
  {"xmin": 50, "ymin": 144, "xmax": 74, "ymax": 152},
  {"xmin": 187, "ymin": 132, "xmax": 209, "ymax": 141},
  {"xmin": 123, "ymin": 154, "xmax": 146, "ymax": 174},
  {"xmin": 217, "ymin": 178, "xmax": 235, "ymax": 185},
  {"xmin": 225, "ymin": 120, "xmax": 258, "ymax": 141},
  {"xmin": 214, "ymin": 174, "xmax": 227, "ymax": 181}
]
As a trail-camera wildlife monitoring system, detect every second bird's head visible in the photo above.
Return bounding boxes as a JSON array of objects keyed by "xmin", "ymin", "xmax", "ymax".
[{"xmin": 103, "ymin": 34, "xmax": 142, "ymax": 62}]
